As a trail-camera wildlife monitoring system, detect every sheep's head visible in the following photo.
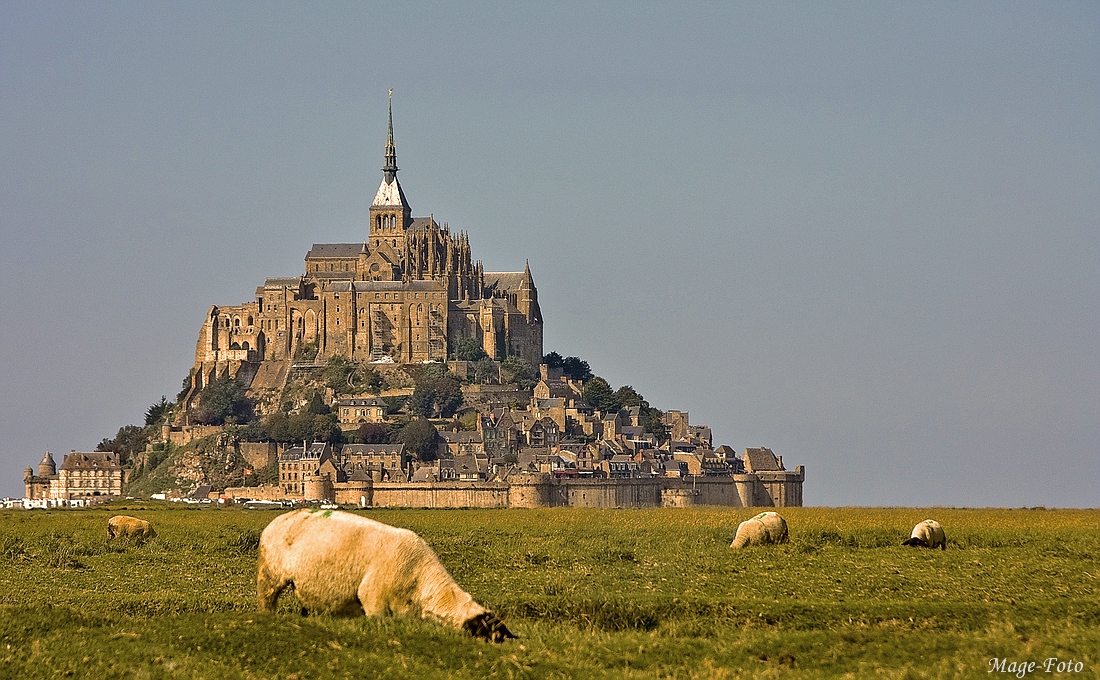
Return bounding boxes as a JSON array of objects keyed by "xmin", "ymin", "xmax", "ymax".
[
  {"xmin": 902, "ymin": 537, "xmax": 928, "ymax": 548},
  {"xmin": 463, "ymin": 612, "xmax": 516, "ymax": 643}
]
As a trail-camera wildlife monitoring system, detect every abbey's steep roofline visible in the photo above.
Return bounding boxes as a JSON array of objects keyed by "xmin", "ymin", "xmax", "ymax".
[
  {"xmin": 372, "ymin": 91, "xmax": 411, "ymax": 210},
  {"xmin": 372, "ymin": 176, "xmax": 410, "ymax": 209}
]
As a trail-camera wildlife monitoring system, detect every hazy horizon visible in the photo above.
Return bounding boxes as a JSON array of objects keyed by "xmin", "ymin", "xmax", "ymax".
[{"xmin": 1, "ymin": 3, "xmax": 1096, "ymax": 506}]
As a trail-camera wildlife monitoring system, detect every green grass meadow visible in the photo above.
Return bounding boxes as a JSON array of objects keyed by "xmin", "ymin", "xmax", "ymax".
[{"xmin": 1, "ymin": 506, "xmax": 1097, "ymax": 678}]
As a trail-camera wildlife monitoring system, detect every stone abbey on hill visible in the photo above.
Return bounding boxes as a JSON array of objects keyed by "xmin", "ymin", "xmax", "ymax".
[{"xmin": 186, "ymin": 101, "xmax": 542, "ymax": 399}]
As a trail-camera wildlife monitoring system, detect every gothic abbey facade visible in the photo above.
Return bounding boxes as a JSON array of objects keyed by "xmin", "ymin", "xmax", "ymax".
[{"xmin": 188, "ymin": 101, "xmax": 543, "ymax": 396}]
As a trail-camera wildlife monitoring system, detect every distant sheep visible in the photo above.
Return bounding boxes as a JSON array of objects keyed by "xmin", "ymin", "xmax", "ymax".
[
  {"xmin": 902, "ymin": 519, "xmax": 946, "ymax": 550},
  {"xmin": 257, "ymin": 509, "xmax": 515, "ymax": 642},
  {"xmin": 107, "ymin": 515, "xmax": 156, "ymax": 541},
  {"xmin": 730, "ymin": 511, "xmax": 789, "ymax": 549}
]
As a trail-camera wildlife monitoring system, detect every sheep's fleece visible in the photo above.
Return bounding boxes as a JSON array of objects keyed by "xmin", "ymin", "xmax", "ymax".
[
  {"xmin": 902, "ymin": 519, "xmax": 946, "ymax": 550},
  {"xmin": 730, "ymin": 511, "xmax": 789, "ymax": 548},
  {"xmin": 107, "ymin": 515, "xmax": 156, "ymax": 541},
  {"xmin": 257, "ymin": 509, "xmax": 515, "ymax": 642}
]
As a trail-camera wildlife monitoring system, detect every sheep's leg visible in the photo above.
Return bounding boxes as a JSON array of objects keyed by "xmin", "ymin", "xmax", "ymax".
[
  {"xmin": 256, "ymin": 560, "xmax": 290, "ymax": 613},
  {"xmin": 356, "ymin": 569, "xmax": 392, "ymax": 617}
]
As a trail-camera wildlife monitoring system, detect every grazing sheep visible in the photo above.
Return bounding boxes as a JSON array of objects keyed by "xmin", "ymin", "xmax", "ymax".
[
  {"xmin": 730, "ymin": 511, "xmax": 789, "ymax": 549},
  {"xmin": 107, "ymin": 515, "xmax": 156, "ymax": 541},
  {"xmin": 902, "ymin": 519, "xmax": 946, "ymax": 550},
  {"xmin": 257, "ymin": 509, "xmax": 515, "ymax": 643}
]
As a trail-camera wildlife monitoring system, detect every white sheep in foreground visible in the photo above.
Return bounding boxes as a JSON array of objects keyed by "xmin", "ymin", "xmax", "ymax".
[
  {"xmin": 902, "ymin": 519, "xmax": 946, "ymax": 550},
  {"xmin": 730, "ymin": 511, "xmax": 789, "ymax": 549},
  {"xmin": 107, "ymin": 515, "xmax": 156, "ymax": 542},
  {"xmin": 256, "ymin": 509, "xmax": 515, "ymax": 642}
]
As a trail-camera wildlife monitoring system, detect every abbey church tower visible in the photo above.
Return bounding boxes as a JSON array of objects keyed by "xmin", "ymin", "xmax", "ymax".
[
  {"xmin": 186, "ymin": 93, "xmax": 543, "ymax": 406},
  {"xmin": 367, "ymin": 93, "xmax": 412, "ymax": 267}
]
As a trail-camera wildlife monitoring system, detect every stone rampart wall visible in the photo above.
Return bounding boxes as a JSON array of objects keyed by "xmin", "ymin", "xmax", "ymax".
[
  {"xmin": 219, "ymin": 469, "xmax": 805, "ymax": 509},
  {"xmin": 239, "ymin": 442, "xmax": 281, "ymax": 470},
  {"xmin": 372, "ymin": 481, "xmax": 512, "ymax": 508},
  {"xmin": 223, "ymin": 484, "xmax": 294, "ymax": 501},
  {"xmin": 166, "ymin": 424, "xmax": 225, "ymax": 446}
]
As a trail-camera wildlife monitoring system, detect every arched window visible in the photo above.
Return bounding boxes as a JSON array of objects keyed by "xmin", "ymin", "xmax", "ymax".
[
  {"xmin": 247, "ymin": 316, "xmax": 254, "ymax": 326},
  {"xmin": 234, "ymin": 317, "xmax": 241, "ymax": 327},
  {"xmin": 223, "ymin": 317, "xmax": 230, "ymax": 328},
  {"xmin": 241, "ymin": 341, "xmax": 250, "ymax": 350}
]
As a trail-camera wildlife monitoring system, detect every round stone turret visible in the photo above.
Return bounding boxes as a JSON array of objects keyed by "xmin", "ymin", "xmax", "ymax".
[
  {"xmin": 24, "ymin": 466, "xmax": 34, "ymax": 481},
  {"xmin": 38, "ymin": 451, "xmax": 56, "ymax": 477}
]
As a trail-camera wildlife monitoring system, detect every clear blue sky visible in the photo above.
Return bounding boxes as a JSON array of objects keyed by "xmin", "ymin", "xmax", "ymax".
[{"xmin": 1, "ymin": 2, "xmax": 1096, "ymax": 505}]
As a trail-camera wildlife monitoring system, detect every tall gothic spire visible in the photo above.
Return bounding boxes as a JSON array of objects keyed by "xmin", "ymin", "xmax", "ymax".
[{"xmin": 383, "ymin": 88, "xmax": 398, "ymax": 183}]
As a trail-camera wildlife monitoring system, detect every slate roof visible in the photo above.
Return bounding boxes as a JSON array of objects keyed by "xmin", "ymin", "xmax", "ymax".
[
  {"xmin": 342, "ymin": 444, "xmax": 405, "ymax": 456},
  {"xmin": 350, "ymin": 279, "xmax": 444, "ymax": 292},
  {"xmin": 538, "ymin": 380, "xmax": 575, "ymax": 399},
  {"xmin": 264, "ymin": 277, "xmax": 302, "ymax": 288},
  {"xmin": 482, "ymin": 272, "xmax": 525, "ymax": 295},
  {"xmin": 302, "ymin": 443, "xmax": 330, "ymax": 460},
  {"xmin": 405, "ymin": 217, "xmax": 439, "ymax": 233},
  {"xmin": 59, "ymin": 451, "xmax": 121, "ymax": 471},
  {"xmin": 744, "ymin": 447, "xmax": 783, "ymax": 471},
  {"xmin": 306, "ymin": 243, "xmax": 367, "ymax": 259},
  {"xmin": 279, "ymin": 446, "xmax": 305, "ymax": 462},
  {"xmin": 440, "ymin": 431, "xmax": 483, "ymax": 444},
  {"xmin": 453, "ymin": 455, "xmax": 482, "ymax": 476}
]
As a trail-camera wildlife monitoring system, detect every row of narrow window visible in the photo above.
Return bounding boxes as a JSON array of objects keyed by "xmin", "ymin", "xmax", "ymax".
[{"xmin": 222, "ymin": 300, "xmax": 441, "ymax": 333}]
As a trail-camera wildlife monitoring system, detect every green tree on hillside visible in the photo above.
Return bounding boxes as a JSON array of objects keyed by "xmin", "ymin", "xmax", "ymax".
[
  {"xmin": 253, "ymin": 411, "xmax": 343, "ymax": 445},
  {"xmin": 176, "ymin": 371, "xmax": 194, "ymax": 404},
  {"xmin": 408, "ymin": 377, "xmax": 463, "ymax": 418},
  {"xmin": 357, "ymin": 422, "xmax": 389, "ymax": 444},
  {"xmin": 642, "ymin": 407, "xmax": 670, "ymax": 444},
  {"xmin": 455, "ymin": 338, "xmax": 489, "ymax": 361},
  {"xmin": 96, "ymin": 425, "xmax": 150, "ymax": 464},
  {"xmin": 542, "ymin": 352, "xmax": 593, "ymax": 381},
  {"xmin": 309, "ymin": 414, "xmax": 343, "ymax": 444},
  {"xmin": 144, "ymin": 396, "xmax": 171, "ymax": 427},
  {"xmin": 192, "ymin": 376, "xmax": 254, "ymax": 426},
  {"xmin": 305, "ymin": 392, "xmax": 329, "ymax": 415},
  {"xmin": 292, "ymin": 340, "xmax": 319, "ymax": 363},
  {"xmin": 582, "ymin": 377, "xmax": 621, "ymax": 414},
  {"xmin": 561, "ymin": 356, "xmax": 593, "ymax": 381},
  {"xmin": 320, "ymin": 355, "xmax": 383, "ymax": 395},
  {"xmin": 500, "ymin": 356, "xmax": 536, "ymax": 389},
  {"xmin": 614, "ymin": 385, "xmax": 647, "ymax": 409},
  {"xmin": 322, "ymin": 355, "xmax": 357, "ymax": 395},
  {"xmin": 396, "ymin": 418, "xmax": 441, "ymax": 462},
  {"xmin": 473, "ymin": 357, "xmax": 497, "ymax": 384}
]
